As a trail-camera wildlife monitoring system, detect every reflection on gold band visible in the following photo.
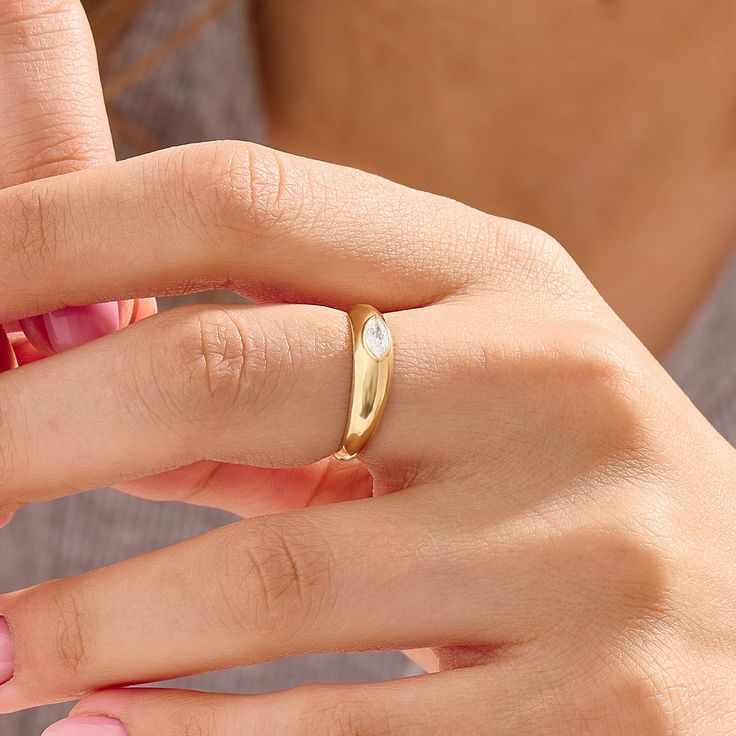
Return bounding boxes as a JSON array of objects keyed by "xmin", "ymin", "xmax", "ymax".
[{"xmin": 333, "ymin": 304, "xmax": 394, "ymax": 461}]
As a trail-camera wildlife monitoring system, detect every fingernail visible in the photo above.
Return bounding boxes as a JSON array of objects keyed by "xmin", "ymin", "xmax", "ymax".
[
  {"xmin": 9, "ymin": 334, "xmax": 45, "ymax": 365},
  {"xmin": 118, "ymin": 299, "xmax": 135, "ymax": 328},
  {"xmin": 0, "ymin": 329, "xmax": 17, "ymax": 371},
  {"xmin": 42, "ymin": 302, "xmax": 120, "ymax": 353},
  {"xmin": 0, "ymin": 512, "xmax": 14, "ymax": 529},
  {"xmin": 0, "ymin": 617, "xmax": 14, "ymax": 685},
  {"xmin": 130, "ymin": 296, "xmax": 159, "ymax": 324},
  {"xmin": 42, "ymin": 716, "xmax": 128, "ymax": 736}
]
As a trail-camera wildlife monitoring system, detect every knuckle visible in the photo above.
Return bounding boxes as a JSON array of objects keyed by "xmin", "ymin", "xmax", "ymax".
[
  {"xmin": 547, "ymin": 669, "xmax": 674, "ymax": 736},
  {"xmin": 178, "ymin": 141, "xmax": 296, "ymax": 242},
  {"xmin": 477, "ymin": 217, "xmax": 582, "ymax": 298},
  {"xmin": 2, "ymin": 183, "xmax": 57, "ymax": 282},
  {"xmin": 129, "ymin": 306, "xmax": 262, "ymax": 435},
  {"xmin": 47, "ymin": 584, "xmax": 93, "ymax": 678},
  {"xmin": 178, "ymin": 307, "xmax": 252, "ymax": 421},
  {"xmin": 449, "ymin": 317, "xmax": 650, "ymax": 470},
  {"xmin": 8, "ymin": 127, "xmax": 111, "ymax": 183},
  {"xmin": 558, "ymin": 326, "xmax": 643, "ymax": 400},
  {"xmin": 171, "ymin": 710, "xmax": 220, "ymax": 736},
  {"xmin": 127, "ymin": 305, "xmax": 302, "ymax": 443},
  {"xmin": 533, "ymin": 324, "xmax": 649, "ymax": 465},
  {"xmin": 581, "ymin": 523, "xmax": 670, "ymax": 625},
  {"xmin": 1, "ymin": 584, "xmax": 94, "ymax": 691},
  {"xmin": 212, "ymin": 519, "xmax": 334, "ymax": 641},
  {"xmin": 527, "ymin": 520, "xmax": 672, "ymax": 642},
  {"xmin": 299, "ymin": 689, "xmax": 397, "ymax": 736},
  {"xmin": 558, "ymin": 327, "xmax": 647, "ymax": 451}
]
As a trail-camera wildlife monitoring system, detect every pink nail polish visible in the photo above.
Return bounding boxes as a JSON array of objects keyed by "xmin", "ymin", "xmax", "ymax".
[
  {"xmin": 117, "ymin": 299, "xmax": 135, "ymax": 328},
  {"xmin": 0, "ymin": 617, "xmax": 14, "ymax": 685},
  {"xmin": 42, "ymin": 716, "xmax": 128, "ymax": 736},
  {"xmin": 42, "ymin": 302, "xmax": 120, "ymax": 353},
  {"xmin": 0, "ymin": 328, "xmax": 17, "ymax": 371},
  {"xmin": 0, "ymin": 512, "xmax": 14, "ymax": 529}
]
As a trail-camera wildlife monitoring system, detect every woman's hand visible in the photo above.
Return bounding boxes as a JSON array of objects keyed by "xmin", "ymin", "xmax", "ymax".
[
  {"xmin": 0, "ymin": 135, "xmax": 735, "ymax": 734},
  {"xmin": 2, "ymin": 3, "xmax": 736, "ymax": 735}
]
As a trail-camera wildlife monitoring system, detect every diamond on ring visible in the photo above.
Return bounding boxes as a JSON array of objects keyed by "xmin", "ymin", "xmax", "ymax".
[{"xmin": 363, "ymin": 315, "xmax": 391, "ymax": 359}]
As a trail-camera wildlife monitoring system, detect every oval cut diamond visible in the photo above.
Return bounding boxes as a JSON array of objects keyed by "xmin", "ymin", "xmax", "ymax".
[{"xmin": 363, "ymin": 315, "xmax": 391, "ymax": 359}]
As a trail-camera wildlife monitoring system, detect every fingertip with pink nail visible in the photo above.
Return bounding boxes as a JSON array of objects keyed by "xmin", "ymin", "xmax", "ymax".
[
  {"xmin": 42, "ymin": 302, "xmax": 121, "ymax": 353},
  {"xmin": 42, "ymin": 716, "xmax": 129, "ymax": 736},
  {"xmin": 20, "ymin": 301, "xmax": 121, "ymax": 354},
  {"xmin": 20, "ymin": 298, "xmax": 157, "ymax": 355}
]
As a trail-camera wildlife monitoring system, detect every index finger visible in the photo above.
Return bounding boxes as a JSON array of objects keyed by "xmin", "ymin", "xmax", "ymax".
[{"xmin": 0, "ymin": 140, "xmax": 515, "ymax": 323}]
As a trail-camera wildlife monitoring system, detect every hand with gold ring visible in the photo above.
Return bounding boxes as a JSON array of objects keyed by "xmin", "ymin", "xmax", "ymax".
[
  {"xmin": 2, "ymin": 9, "xmax": 736, "ymax": 736},
  {"xmin": 333, "ymin": 305, "xmax": 394, "ymax": 461},
  {"xmin": 0, "ymin": 139, "xmax": 734, "ymax": 734}
]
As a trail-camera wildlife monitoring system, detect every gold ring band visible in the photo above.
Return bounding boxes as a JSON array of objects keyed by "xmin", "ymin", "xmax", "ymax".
[{"xmin": 334, "ymin": 304, "xmax": 394, "ymax": 461}]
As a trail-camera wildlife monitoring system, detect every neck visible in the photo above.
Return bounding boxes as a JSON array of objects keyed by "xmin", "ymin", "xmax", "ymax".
[{"xmin": 256, "ymin": 0, "xmax": 736, "ymax": 357}]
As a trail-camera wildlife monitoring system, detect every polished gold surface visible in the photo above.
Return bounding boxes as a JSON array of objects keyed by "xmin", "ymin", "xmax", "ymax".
[{"xmin": 334, "ymin": 304, "xmax": 394, "ymax": 461}]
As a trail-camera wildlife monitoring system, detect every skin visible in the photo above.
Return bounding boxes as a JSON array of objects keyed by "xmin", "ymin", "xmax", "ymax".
[
  {"xmin": 0, "ymin": 1, "xmax": 735, "ymax": 734},
  {"xmin": 0, "ymin": 0, "xmax": 155, "ymax": 364}
]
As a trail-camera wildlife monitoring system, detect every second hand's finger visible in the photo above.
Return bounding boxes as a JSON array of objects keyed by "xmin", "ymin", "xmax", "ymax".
[
  {"xmin": 6, "ymin": 334, "xmax": 43, "ymax": 366},
  {"xmin": 116, "ymin": 456, "xmax": 374, "ymax": 517},
  {"xmin": 0, "ymin": 0, "xmax": 112, "ymax": 186},
  {"xmin": 0, "ymin": 0, "xmax": 148, "ymax": 353},
  {"xmin": 20, "ymin": 296, "xmax": 158, "ymax": 354},
  {"xmin": 7, "ymin": 295, "xmax": 156, "ymax": 364}
]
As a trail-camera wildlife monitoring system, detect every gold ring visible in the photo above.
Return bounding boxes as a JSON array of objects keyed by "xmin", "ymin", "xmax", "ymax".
[{"xmin": 334, "ymin": 304, "xmax": 394, "ymax": 461}]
